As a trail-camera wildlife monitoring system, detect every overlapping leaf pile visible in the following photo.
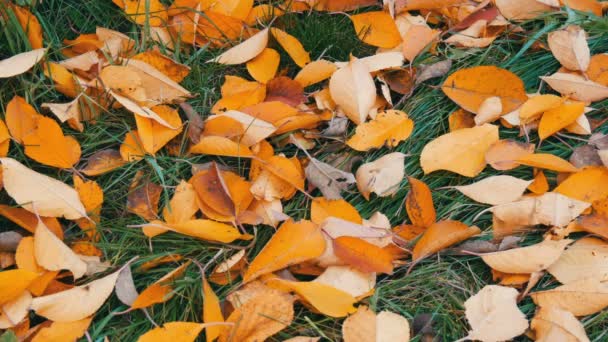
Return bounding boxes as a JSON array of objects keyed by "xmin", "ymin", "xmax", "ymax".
[{"xmin": 0, "ymin": 0, "xmax": 607, "ymax": 341}]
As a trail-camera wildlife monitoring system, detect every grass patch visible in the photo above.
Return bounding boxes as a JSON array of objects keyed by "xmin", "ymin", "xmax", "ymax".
[{"xmin": 1, "ymin": 1, "xmax": 608, "ymax": 341}]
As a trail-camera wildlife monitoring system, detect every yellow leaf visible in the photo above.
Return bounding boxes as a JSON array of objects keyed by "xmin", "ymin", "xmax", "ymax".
[
  {"xmin": 31, "ymin": 317, "xmax": 92, "ymax": 342},
  {"xmin": 189, "ymin": 136, "xmax": 253, "ymax": 157},
  {"xmin": 519, "ymin": 94, "xmax": 564, "ymax": 124},
  {"xmin": 538, "ymin": 101, "xmax": 585, "ymax": 140},
  {"xmin": 294, "ymin": 60, "xmax": 337, "ymax": 88},
  {"xmin": 421, "ymin": 124, "xmax": 499, "ymax": 177},
  {"xmin": 23, "ymin": 116, "xmax": 81, "ymax": 169},
  {"xmin": 329, "ymin": 58, "xmax": 376, "ymax": 124},
  {"xmin": 11, "ymin": 5, "xmax": 44, "ymax": 49},
  {"xmin": 138, "ymin": 322, "xmax": 205, "ymax": 342},
  {"xmin": 35, "ymin": 218, "xmax": 87, "ymax": 279},
  {"xmin": 119, "ymin": 0, "xmax": 168, "ymax": 26},
  {"xmin": 132, "ymin": 50, "xmax": 190, "ymax": 83},
  {"xmin": 310, "ymin": 198, "xmax": 362, "ymax": 225},
  {"xmin": 270, "ymin": 28, "xmax": 310, "ymax": 67},
  {"xmin": 554, "ymin": 166, "xmax": 608, "ymax": 203},
  {"xmin": 135, "ymin": 105, "xmax": 183, "ymax": 155},
  {"xmin": 350, "ymin": 11, "xmax": 402, "ymax": 49},
  {"xmin": 203, "ymin": 277, "xmax": 224, "ymax": 342},
  {"xmin": 5, "ymin": 95, "xmax": 42, "ymax": 144},
  {"xmin": 346, "ymin": 110, "xmax": 414, "ymax": 151},
  {"xmin": 246, "ymin": 48, "xmax": 280, "ymax": 83},
  {"xmin": 515, "ymin": 153, "xmax": 579, "ymax": 173},
  {"xmin": 0, "ymin": 269, "xmax": 37, "ymax": 305},
  {"xmin": 131, "ymin": 262, "xmax": 190, "ymax": 309},
  {"xmin": 244, "ymin": 220, "xmax": 325, "ymax": 282}
]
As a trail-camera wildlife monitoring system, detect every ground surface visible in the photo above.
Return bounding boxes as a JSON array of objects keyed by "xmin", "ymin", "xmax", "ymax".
[{"xmin": 1, "ymin": 1, "xmax": 608, "ymax": 341}]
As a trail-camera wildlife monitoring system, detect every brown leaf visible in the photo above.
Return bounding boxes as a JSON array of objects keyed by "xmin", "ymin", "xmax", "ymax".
[
  {"xmin": 126, "ymin": 171, "xmax": 162, "ymax": 221},
  {"xmin": 405, "ymin": 177, "xmax": 435, "ymax": 227}
]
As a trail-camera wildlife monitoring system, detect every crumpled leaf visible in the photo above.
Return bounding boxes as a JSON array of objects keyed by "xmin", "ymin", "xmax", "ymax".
[
  {"xmin": 412, "ymin": 220, "xmax": 480, "ymax": 261},
  {"xmin": 244, "ymin": 220, "xmax": 326, "ymax": 282},
  {"xmin": 0, "ymin": 48, "xmax": 46, "ymax": 78},
  {"xmin": 548, "ymin": 25, "xmax": 590, "ymax": 71},
  {"xmin": 31, "ymin": 268, "xmax": 120, "ymax": 321},
  {"xmin": 329, "ymin": 58, "xmax": 376, "ymax": 124},
  {"xmin": 531, "ymin": 277, "xmax": 608, "ymax": 316},
  {"xmin": 481, "ymin": 239, "xmax": 572, "ymax": 274},
  {"xmin": 421, "ymin": 124, "xmax": 499, "ymax": 177},
  {"xmin": 126, "ymin": 172, "xmax": 162, "ymax": 221},
  {"xmin": 342, "ymin": 305, "xmax": 410, "ymax": 342},
  {"xmin": 0, "ymin": 158, "xmax": 87, "ymax": 219},
  {"xmin": 346, "ymin": 110, "xmax": 414, "ymax": 151},
  {"xmin": 531, "ymin": 306, "xmax": 589, "ymax": 342},
  {"xmin": 210, "ymin": 28, "xmax": 269, "ymax": 65},
  {"xmin": 356, "ymin": 152, "xmax": 405, "ymax": 200},
  {"xmin": 454, "ymin": 175, "xmax": 532, "ymax": 205},
  {"xmin": 463, "ymin": 285, "xmax": 528, "ymax": 342}
]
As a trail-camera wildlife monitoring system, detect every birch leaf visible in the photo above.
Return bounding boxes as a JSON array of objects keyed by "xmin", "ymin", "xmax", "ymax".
[
  {"xmin": 454, "ymin": 175, "xmax": 533, "ymax": 205},
  {"xmin": 481, "ymin": 239, "xmax": 572, "ymax": 274}
]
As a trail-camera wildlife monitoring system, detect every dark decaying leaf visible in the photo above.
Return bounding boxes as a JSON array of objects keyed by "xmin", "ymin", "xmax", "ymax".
[
  {"xmin": 179, "ymin": 102, "xmax": 204, "ymax": 145},
  {"xmin": 569, "ymin": 145, "xmax": 602, "ymax": 168},
  {"xmin": 305, "ymin": 158, "xmax": 356, "ymax": 200},
  {"xmin": 126, "ymin": 171, "xmax": 163, "ymax": 221},
  {"xmin": 265, "ymin": 76, "xmax": 306, "ymax": 107},
  {"xmin": 0, "ymin": 231, "xmax": 23, "ymax": 252},
  {"xmin": 415, "ymin": 59, "xmax": 452, "ymax": 85}
]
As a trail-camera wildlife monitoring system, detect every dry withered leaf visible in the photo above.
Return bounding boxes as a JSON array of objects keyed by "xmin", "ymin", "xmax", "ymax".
[
  {"xmin": 126, "ymin": 172, "xmax": 162, "ymax": 221},
  {"xmin": 305, "ymin": 158, "xmax": 356, "ymax": 200},
  {"xmin": 531, "ymin": 306, "xmax": 589, "ymax": 342},
  {"xmin": 481, "ymin": 239, "xmax": 572, "ymax": 274},
  {"xmin": 413, "ymin": 221, "xmax": 480, "ymax": 261},
  {"xmin": 342, "ymin": 305, "xmax": 410, "ymax": 342},
  {"xmin": 0, "ymin": 158, "xmax": 87, "ymax": 219},
  {"xmin": 569, "ymin": 145, "xmax": 603, "ymax": 168},
  {"xmin": 0, "ymin": 48, "xmax": 46, "ymax": 78},
  {"xmin": 541, "ymin": 72, "xmax": 608, "ymax": 103},
  {"xmin": 405, "ymin": 177, "xmax": 435, "ymax": 228},
  {"xmin": 548, "ymin": 25, "xmax": 590, "ymax": 71},
  {"xmin": 421, "ymin": 124, "xmax": 499, "ymax": 177},
  {"xmin": 356, "ymin": 152, "xmax": 405, "ymax": 200},
  {"xmin": 454, "ymin": 175, "xmax": 532, "ymax": 205},
  {"xmin": 463, "ymin": 285, "xmax": 528, "ymax": 341},
  {"xmin": 81, "ymin": 149, "xmax": 127, "ymax": 176},
  {"xmin": 244, "ymin": 220, "xmax": 326, "ymax": 282},
  {"xmin": 346, "ymin": 110, "xmax": 414, "ymax": 151},
  {"xmin": 415, "ymin": 59, "xmax": 452, "ymax": 85},
  {"xmin": 531, "ymin": 277, "xmax": 608, "ymax": 316},
  {"xmin": 265, "ymin": 76, "xmax": 306, "ymax": 107},
  {"xmin": 329, "ymin": 58, "xmax": 376, "ymax": 124}
]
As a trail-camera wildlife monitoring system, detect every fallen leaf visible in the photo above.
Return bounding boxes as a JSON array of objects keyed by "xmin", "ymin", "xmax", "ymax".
[
  {"xmin": 442, "ymin": 66, "xmax": 527, "ymax": 115},
  {"xmin": 405, "ymin": 177, "xmax": 435, "ymax": 228},
  {"xmin": 519, "ymin": 94, "xmax": 564, "ymax": 124},
  {"xmin": 0, "ymin": 158, "xmax": 87, "ymax": 219},
  {"xmin": 117, "ymin": 0, "xmax": 167, "ymax": 26},
  {"xmin": 531, "ymin": 306, "xmax": 589, "ymax": 342},
  {"xmin": 448, "ymin": 109, "xmax": 475, "ymax": 131},
  {"xmin": 41, "ymin": 97, "xmax": 83, "ymax": 132},
  {"xmin": 131, "ymin": 262, "xmax": 190, "ymax": 309},
  {"xmin": 23, "ymin": 116, "xmax": 81, "ymax": 169},
  {"xmin": 548, "ymin": 237, "xmax": 608, "ymax": 284},
  {"xmin": 415, "ymin": 59, "xmax": 452, "ymax": 85},
  {"xmin": 402, "ymin": 24, "xmax": 439, "ymax": 62},
  {"xmin": 81, "ymin": 149, "xmax": 127, "ymax": 176},
  {"xmin": 474, "ymin": 96, "xmax": 503, "ymax": 125},
  {"xmin": 265, "ymin": 76, "xmax": 306, "ymax": 107},
  {"xmin": 135, "ymin": 105, "xmax": 183, "ymax": 155},
  {"xmin": 0, "ymin": 291, "xmax": 32, "ymax": 329},
  {"xmin": 491, "ymin": 192, "xmax": 590, "ymax": 228},
  {"xmin": 334, "ymin": 236, "xmax": 394, "ymax": 274},
  {"xmin": 554, "ymin": 166, "xmax": 608, "ymax": 203},
  {"xmin": 190, "ymin": 136, "xmax": 253, "ymax": 157},
  {"xmin": 5, "ymin": 95, "xmax": 42, "ymax": 144},
  {"xmin": 10, "ymin": 5, "xmax": 44, "ymax": 48},
  {"xmin": 569, "ymin": 145, "xmax": 603, "ymax": 168},
  {"xmin": 294, "ymin": 60, "xmax": 337, "ymax": 88},
  {"xmin": 115, "ymin": 264, "xmax": 138, "ymax": 306},
  {"xmin": 202, "ymin": 277, "xmax": 223, "ymax": 342},
  {"xmin": 346, "ymin": 110, "xmax": 414, "ymax": 151},
  {"xmin": 420, "ymin": 124, "xmax": 499, "ymax": 177},
  {"xmin": 0, "ymin": 231, "xmax": 22, "ymax": 253},
  {"xmin": 454, "ymin": 176, "xmax": 533, "ymax": 205},
  {"xmin": 126, "ymin": 172, "xmax": 162, "ymax": 221},
  {"xmin": 548, "ymin": 25, "xmax": 590, "ymax": 71},
  {"xmin": 531, "ymin": 277, "xmax": 608, "ymax": 316},
  {"xmin": 138, "ymin": 322, "xmax": 205, "ymax": 342},
  {"xmin": 265, "ymin": 277, "xmax": 357, "ymax": 317},
  {"xmin": 244, "ymin": 220, "xmax": 325, "ymax": 282},
  {"xmin": 310, "ymin": 198, "xmax": 362, "ymax": 225},
  {"xmin": 528, "ymin": 169, "xmax": 549, "ymax": 195},
  {"xmin": 132, "ymin": 50, "xmax": 190, "ymax": 83},
  {"xmin": 481, "ymin": 239, "xmax": 571, "ymax": 273},
  {"xmin": 329, "ymin": 58, "xmax": 376, "ymax": 124},
  {"xmin": 515, "ymin": 153, "xmax": 579, "ymax": 173},
  {"xmin": 342, "ymin": 305, "xmax": 410, "ymax": 342},
  {"xmin": 413, "ymin": 220, "xmax": 480, "ymax": 261},
  {"xmin": 219, "ymin": 287, "xmax": 294, "ymax": 342},
  {"xmin": 356, "ymin": 152, "xmax": 405, "ymax": 200},
  {"xmin": 541, "ymin": 72, "xmax": 608, "ymax": 103},
  {"xmin": 210, "ymin": 28, "xmax": 269, "ymax": 65},
  {"xmin": 485, "ymin": 139, "xmax": 535, "ymax": 170},
  {"xmin": 246, "ymin": 48, "xmax": 280, "ymax": 83},
  {"xmin": 146, "ymin": 220, "xmax": 251, "ymax": 243},
  {"xmin": 313, "ymin": 265, "xmax": 375, "ymax": 298},
  {"xmin": 31, "ymin": 317, "xmax": 92, "ymax": 342},
  {"xmin": 305, "ymin": 158, "xmax": 355, "ymax": 200},
  {"xmin": 538, "ymin": 102, "xmax": 585, "ymax": 140},
  {"xmin": 308, "ymin": 0, "xmax": 377, "ymax": 11},
  {"xmin": 209, "ymin": 111, "xmax": 275, "ymax": 146},
  {"xmin": 35, "ymin": 219, "xmax": 87, "ymax": 279},
  {"xmin": 270, "ymin": 28, "xmax": 310, "ymax": 67},
  {"xmin": 463, "ymin": 285, "xmax": 528, "ymax": 341},
  {"xmin": 0, "ymin": 269, "xmax": 37, "ymax": 305},
  {"xmin": 494, "ymin": 0, "xmax": 558, "ymax": 20},
  {"xmin": 0, "ymin": 48, "xmax": 46, "ymax": 78},
  {"xmin": 350, "ymin": 11, "xmax": 402, "ymax": 48},
  {"xmin": 31, "ymin": 268, "xmax": 120, "ymax": 321}
]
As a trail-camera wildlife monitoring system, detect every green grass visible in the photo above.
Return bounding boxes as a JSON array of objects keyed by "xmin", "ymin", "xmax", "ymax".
[{"xmin": 1, "ymin": 1, "xmax": 608, "ymax": 341}]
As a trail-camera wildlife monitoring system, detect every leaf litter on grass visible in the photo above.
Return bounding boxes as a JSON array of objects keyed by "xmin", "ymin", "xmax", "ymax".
[{"xmin": 0, "ymin": 0, "xmax": 607, "ymax": 341}]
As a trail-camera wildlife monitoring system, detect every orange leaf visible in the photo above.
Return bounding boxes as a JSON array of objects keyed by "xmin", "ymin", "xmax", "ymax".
[
  {"xmin": 23, "ymin": 116, "xmax": 81, "ymax": 169},
  {"xmin": 528, "ymin": 170, "xmax": 549, "ymax": 195},
  {"xmin": 148, "ymin": 219, "xmax": 251, "ymax": 243},
  {"xmin": 44, "ymin": 62, "xmax": 81, "ymax": 98},
  {"xmin": 212, "ymin": 76, "xmax": 267, "ymax": 114},
  {"xmin": 346, "ymin": 110, "xmax": 414, "ymax": 151},
  {"xmin": 241, "ymin": 101, "xmax": 298, "ymax": 123},
  {"xmin": 246, "ymin": 48, "xmax": 280, "ymax": 83},
  {"xmin": 412, "ymin": 220, "xmax": 480, "ymax": 261},
  {"xmin": 120, "ymin": 130, "xmax": 145, "ymax": 162},
  {"xmin": 245, "ymin": 5, "xmax": 285, "ymax": 25},
  {"xmin": 333, "ymin": 236, "xmax": 394, "ymax": 274},
  {"xmin": 519, "ymin": 94, "xmax": 563, "ymax": 124},
  {"xmin": 562, "ymin": 0, "xmax": 602, "ymax": 16},
  {"xmin": 243, "ymin": 220, "xmax": 325, "ymax": 282},
  {"xmin": 515, "ymin": 153, "xmax": 579, "ymax": 173},
  {"xmin": 202, "ymin": 115, "xmax": 245, "ymax": 139},
  {"xmin": 442, "ymin": 66, "xmax": 527, "ymax": 115},
  {"xmin": 31, "ymin": 317, "xmax": 92, "ymax": 342},
  {"xmin": 265, "ymin": 76, "xmax": 306, "ymax": 107},
  {"xmin": 251, "ymin": 155, "xmax": 305, "ymax": 200},
  {"xmin": 135, "ymin": 105, "xmax": 183, "ymax": 155},
  {"xmin": 138, "ymin": 322, "xmax": 205, "ymax": 342},
  {"xmin": 309, "ymin": 0, "xmax": 377, "ymax": 11},
  {"xmin": 588, "ymin": 54, "xmax": 608, "ymax": 86},
  {"xmin": 554, "ymin": 166, "xmax": 608, "ymax": 203},
  {"xmin": 402, "ymin": 25, "xmax": 439, "ymax": 62},
  {"xmin": 132, "ymin": 50, "xmax": 190, "ymax": 82},
  {"xmin": 538, "ymin": 102, "xmax": 585, "ymax": 140},
  {"xmin": 118, "ymin": 0, "xmax": 167, "ymax": 26},
  {"xmin": 81, "ymin": 149, "xmax": 127, "ymax": 176},
  {"xmin": 202, "ymin": 277, "xmax": 224, "ymax": 342},
  {"xmin": 273, "ymin": 114, "xmax": 323, "ymax": 135},
  {"xmin": 485, "ymin": 139, "xmax": 535, "ymax": 171},
  {"xmin": 350, "ymin": 11, "xmax": 402, "ymax": 49},
  {"xmin": 126, "ymin": 172, "xmax": 162, "ymax": 221},
  {"xmin": 448, "ymin": 108, "xmax": 475, "ymax": 131},
  {"xmin": 189, "ymin": 136, "xmax": 253, "ymax": 157},
  {"xmin": 576, "ymin": 214, "xmax": 608, "ymax": 240},
  {"xmin": 0, "ymin": 269, "xmax": 37, "ymax": 305},
  {"xmin": 294, "ymin": 59, "xmax": 337, "ymax": 88},
  {"xmin": 131, "ymin": 262, "xmax": 190, "ymax": 309},
  {"xmin": 270, "ymin": 28, "xmax": 310, "ymax": 67},
  {"xmin": 11, "ymin": 5, "xmax": 44, "ymax": 49},
  {"xmin": 406, "ymin": 177, "xmax": 436, "ymax": 227},
  {"xmin": 73, "ymin": 175, "xmax": 103, "ymax": 237},
  {"xmin": 310, "ymin": 198, "xmax": 362, "ymax": 225},
  {"xmin": 5, "ymin": 95, "xmax": 41, "ymax": 144},
  {"xmin": 0, "ymin": 205, "xmax": 63, "ymax": 239}
]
